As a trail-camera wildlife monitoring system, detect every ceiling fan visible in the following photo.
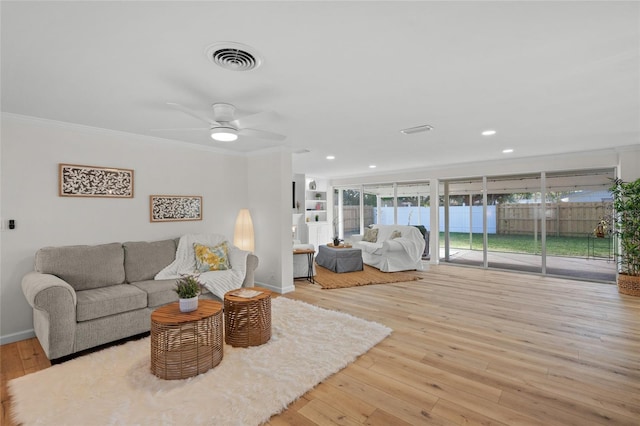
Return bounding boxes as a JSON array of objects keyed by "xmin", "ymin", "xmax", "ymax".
[{"xmin": 158, "ymin": 102, "xmax": 286, "ymax": 142}]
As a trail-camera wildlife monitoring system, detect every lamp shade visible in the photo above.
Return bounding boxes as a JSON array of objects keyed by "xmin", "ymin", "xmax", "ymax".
[{"xmin": 233, "ymin": 209, "xmax": 255, "ymax": 252}]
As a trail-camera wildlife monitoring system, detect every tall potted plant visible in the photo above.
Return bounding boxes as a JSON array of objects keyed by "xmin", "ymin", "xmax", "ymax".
[{"xmin": 610, "ymin": 177, "xmax": 640, "ymax": 296}]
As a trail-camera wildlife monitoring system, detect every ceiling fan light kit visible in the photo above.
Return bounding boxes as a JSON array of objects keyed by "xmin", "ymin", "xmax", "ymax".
[
  {"xmin": 400, "ymin": 124, "xmax": 434, "ymax": 135},
  {"xmin": 211, "ymin": 127, "xmax": 238, "ymax": 142}
]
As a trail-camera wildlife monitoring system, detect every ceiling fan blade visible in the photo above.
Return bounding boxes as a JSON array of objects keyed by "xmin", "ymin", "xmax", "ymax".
[
  {"xmin": 166, "ymin": 102, "xmax": 220, "ymax": 126},
  {"xmin": 238, "ymin": 128, "xmax": 286, "ymax": 141},
  {"xmin": 230, "ymin": 111, "xmax": 277, "ymax": 129},
  {"xmin": 151, "ymin": 127, "xmax": 211, "ymax": 131}
]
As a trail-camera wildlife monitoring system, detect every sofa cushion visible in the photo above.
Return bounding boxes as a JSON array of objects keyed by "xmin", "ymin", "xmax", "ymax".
[
  {"xmin": 123, "ymin": 239, "xmax": 177, "ymax": 283},
  {"xmin": 131, "ymin": 279, "xmax": 180, "ymax": 308},
  {"xmin": 76, "ymin": 284, "xmax": 147, "ymax": 322},
  {"xmin": 35, "ymin": 243, "xmax": 125, "ymax": 291}
]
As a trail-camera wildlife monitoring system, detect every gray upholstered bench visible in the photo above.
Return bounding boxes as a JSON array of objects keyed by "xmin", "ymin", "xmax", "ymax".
[{"xmin": 316, "ymin": 245, "xmax": 363, "ymax": 273}]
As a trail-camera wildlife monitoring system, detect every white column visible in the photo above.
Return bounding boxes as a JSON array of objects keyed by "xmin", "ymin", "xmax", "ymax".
[
  {"xmin": 338, "ymin": 188, "xmax": 344, "ymax": 238},
  {"xmin": 482, "ymin": 176, "xmax": 488, "ymax": 269},
  {"xmin": 444, "ymin": 181, "xmax": 450, "ymax": 261},
  {"xmin": 429, "ymin": 179, "xmax": 439, "ymax": 264},
  {"xmin": 541, "ymin": 172, "xmax": 547, "ymax": 274}
]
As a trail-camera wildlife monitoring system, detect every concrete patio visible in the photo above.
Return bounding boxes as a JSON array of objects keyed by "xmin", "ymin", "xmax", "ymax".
[{"xmin": 434, "ymin": 249, "xmax": 617, "ymax": 283}]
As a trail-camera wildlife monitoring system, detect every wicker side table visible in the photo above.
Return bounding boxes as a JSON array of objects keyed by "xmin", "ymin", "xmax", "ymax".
[
  {"xmin": 224, "ymin": 287, "xmax": 272, "ymax": 347},
  {"xmin": 150, "ymin": 300, "xmax": 223, "ymax": 380}
]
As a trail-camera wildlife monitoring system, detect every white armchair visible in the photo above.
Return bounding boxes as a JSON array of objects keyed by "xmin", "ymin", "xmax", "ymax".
[{"xmin": 352, "ymin": 225, "xmax": 426, "ymax": 272}]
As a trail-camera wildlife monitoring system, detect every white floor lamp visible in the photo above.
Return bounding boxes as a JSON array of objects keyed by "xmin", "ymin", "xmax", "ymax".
[{"xmin": 234, "ymin": 209, "xmax": 255, "ymax": 252}]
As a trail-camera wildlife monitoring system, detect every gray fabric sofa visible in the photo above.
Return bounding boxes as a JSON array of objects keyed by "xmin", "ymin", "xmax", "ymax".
[{"xmin": 21, "ymin": 238, "xmax": 259, "ymax": 360}]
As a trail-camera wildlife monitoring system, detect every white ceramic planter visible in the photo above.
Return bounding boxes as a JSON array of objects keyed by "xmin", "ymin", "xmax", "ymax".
[{"xmin": 179, "ymin": 296, "xmax": 199, "ymax": 313}]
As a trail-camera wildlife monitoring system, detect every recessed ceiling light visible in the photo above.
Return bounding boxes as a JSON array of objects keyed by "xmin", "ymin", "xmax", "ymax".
[
  {"xmin": 369, "ymin": 165, "xmax": 377, "ymax": 169},
  {"xmin": 482, "ymin": 129, "xmax": 497, "ymax": 136},
  {"xmin": 502, "ymin": 148, "xmax": 514, "ymax": 154},
  {"xmin": 326, "ymin": 155, "xmax": 335, "ymax": 160}
]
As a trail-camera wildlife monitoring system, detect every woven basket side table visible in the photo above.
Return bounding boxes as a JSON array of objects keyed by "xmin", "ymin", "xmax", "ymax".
[
  {"xmin": 150, "ymin": 300, "xmax": 223, "ymax": 380},
  {"xmin": 224, "ymin": 287, "xmax": 272, "ymax": 347}
]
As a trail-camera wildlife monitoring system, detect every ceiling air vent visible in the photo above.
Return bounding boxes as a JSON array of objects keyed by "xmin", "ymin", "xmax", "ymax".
[
  {"xmin": 400, "ymin": 125, "xmax": 434, "ymax": 135},
  {"xmin": 205, "ymin": 42, "xmax": 262, "ymax": 71}
]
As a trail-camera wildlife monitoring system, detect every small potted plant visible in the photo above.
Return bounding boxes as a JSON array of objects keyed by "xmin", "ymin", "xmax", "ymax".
[
  {"xmin": 174, "ymin": 275, "xmax": 202, "ymax": 312},
  {"xmin": 610, "ymin": 177, "xmax": 640, "ymax": 296},
  {"xmin": 593, "ymin": 219, "xmax": 608, "ymax": 238},
  {"xmin": 332, "ymin": 216, "xmax": 341, "ymax": 246}
]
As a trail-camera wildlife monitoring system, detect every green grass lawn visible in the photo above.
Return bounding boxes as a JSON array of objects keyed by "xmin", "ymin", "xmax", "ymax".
[{"xmin": 443, "ymin": 232, "xmax": 613, "ymax": 258}]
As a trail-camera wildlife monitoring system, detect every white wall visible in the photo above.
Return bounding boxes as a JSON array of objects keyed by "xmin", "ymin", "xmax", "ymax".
[
  {"xmin": 0, "ymin": 115, "xmax": 251, "ymax": 343},
  {"xmin": 247, "ymin": 149, "xmax": 295, "ymax": 294},
  {"xmin": 619, "ymin": 145, "xmax": 640, "ymax": 182}
]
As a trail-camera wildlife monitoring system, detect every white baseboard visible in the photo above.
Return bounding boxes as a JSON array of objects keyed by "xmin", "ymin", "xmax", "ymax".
[
  {"xmin": 255, "ymin": 281, "xmax": 295, "ymax": 295},
  {"xmin": 1, "ymin": 329, "xmax": 35, "ymax": 345}
]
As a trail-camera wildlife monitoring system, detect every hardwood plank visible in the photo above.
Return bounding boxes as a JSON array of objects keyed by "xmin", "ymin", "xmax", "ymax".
[
  {"xmin": 325, "ymin": 371, "xmax": 447, "ymax": 425},
  {"xmin": 366, "ymin": 346, "xmax": 504, "ymax": 403},
  {"xmin": 297, "ymin": 398, "xmax": 362, "ymax": 426},
  {"xmin": 16, "ymin": 339, "xmax": 50, "ymax": 374},
  {"xmin": 341, "ymin": 363, "xmax": 439, "ymax": 410},
  {"xmin": 431, "ymin": 398, "xmax": 510, "ymax": 426},
  {"xmin": 266, "ymin": 397, "xmax": 316, "ymax": 426},
  {"xmin": 306, "ymin": 381, "xmax": 377, "ymax": 423},
  {"xmin": 363, "ymin": 408, "xmax": 415, "ymax": 426},
  {"xmin": 0, "ymin": 343, "xmax": 25, "ymax": 426}
]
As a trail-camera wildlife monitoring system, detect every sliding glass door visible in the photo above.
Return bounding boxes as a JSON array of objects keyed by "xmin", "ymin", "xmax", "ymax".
[
  {"xmin": 544, "ymin": 170, "xmax": 616, "ymax": 281},
  {"xmin": 440, "ymin": 178, "xmax": 484, "ymax": 267},
  {"xmin": 440, "ymin": 169, "xmax": 616, "ymax": 282},
  {"xmin": 485, "ymin": 174, "xmax": 543, "ymax": 274}
]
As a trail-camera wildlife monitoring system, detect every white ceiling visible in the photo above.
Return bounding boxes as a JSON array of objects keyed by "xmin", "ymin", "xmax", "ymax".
[{"xmin": 2, "ymin": 1, "xmax": 638, "ymax": 180}]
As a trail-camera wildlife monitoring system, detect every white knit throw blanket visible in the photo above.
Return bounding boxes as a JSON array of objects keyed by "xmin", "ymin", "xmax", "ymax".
[{"xmin": 155, "ymin": 234, "xmax": 249, "ymax": 299}]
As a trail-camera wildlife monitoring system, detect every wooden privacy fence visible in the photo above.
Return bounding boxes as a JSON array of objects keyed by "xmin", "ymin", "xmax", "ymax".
[
  {"xmin": 341, "ymin": 206, "xmax": 374, "ymax": 234},
  {"xmin": 496, "ymin": 202, "xmax": 613, "ymax": 236},
  {"xmin": 339, "ymin": 202, "xmax": 612, "ymax": 237}
]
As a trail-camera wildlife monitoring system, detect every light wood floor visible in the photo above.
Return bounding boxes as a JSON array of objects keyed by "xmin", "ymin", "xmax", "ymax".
[{"xmin": 2, "ymin": 264, "xmax": 639, "ymax": 425}]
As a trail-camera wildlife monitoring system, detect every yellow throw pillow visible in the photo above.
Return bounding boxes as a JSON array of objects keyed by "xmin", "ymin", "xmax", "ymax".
[{"xmin": 194, "ymin": 242, "xmax": 231, "ymax": 272}]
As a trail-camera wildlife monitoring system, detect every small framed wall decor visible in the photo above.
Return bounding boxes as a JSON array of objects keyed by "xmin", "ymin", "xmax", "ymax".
[
  {"xmin": 150, "ymin": 195, "xmax": 203, "ymax": 222},
  {"xmin": 59, "ymin": 163, "xmax": 134, "ymax": 198}
]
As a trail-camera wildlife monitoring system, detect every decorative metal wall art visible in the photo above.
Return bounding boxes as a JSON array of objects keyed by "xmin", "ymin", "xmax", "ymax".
[
  {"xmin": 59, "ymin": 164, "xmax": 134, "ymax": 198},
  {"xmin": 150, "ymin": 195, "xmax": 203, "ymax": 222}
]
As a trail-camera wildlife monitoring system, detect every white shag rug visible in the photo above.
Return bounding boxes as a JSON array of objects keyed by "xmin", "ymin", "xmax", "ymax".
[{"xmin": 9, "ymin": 297, "xmax": 391, "ymax": 426}]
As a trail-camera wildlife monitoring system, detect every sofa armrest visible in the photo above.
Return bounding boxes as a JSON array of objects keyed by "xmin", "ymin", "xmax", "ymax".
[
  {"xmin": 22, "ymin": 272, "xmax": 77, "ymax": 359},
  {"xmin": 22, "ymin": 271, "xmax": 77, "ymax": 308},
  {"xmin": 382, "ymin": 239, "xmax": 407, "ymax": 252},
  {"xmin": 242, "ymin": 253, "xmax": 259, "ymax": 287},
  {"xmin": 350, "ymin": 234, "xmax": 363, "ymax": 243}
]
